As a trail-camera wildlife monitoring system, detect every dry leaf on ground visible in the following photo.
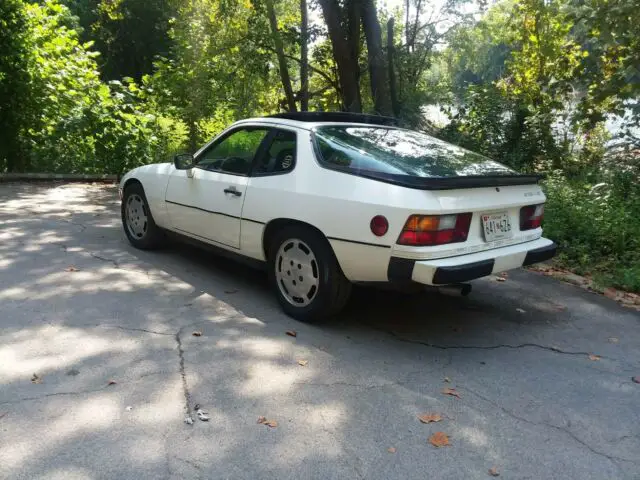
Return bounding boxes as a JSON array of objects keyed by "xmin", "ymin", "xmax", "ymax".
[
  {"xmin": 444, "ymin": 377, "xmax": 451, "ymax": 383},
  {"xmin": 428, "ymin": 431, "xmax": 450, "ymax": 447},
  {"xmin": 387, "ymin": 447, "xmax": 396, "ymax": 453},
  {"xmin": 495, "ymin": 277, "xmax": 506, "ymax": 282},
  {"xmin": 488, "ymin": 466, "xmax": 500, "ymax": 476},
  {"xmin": 442, "ymin": 387, "xmax": 461, "ymax": 398},
  {"xmin": 286, "ymin": 330, "xmax": 297, "ymax": 337},
  {"xmin": 65, "ymin": 265, "xmax": 79, "ymax": 272},
  {"xmin": 516, "ymin": 308, "xmax": 526, "ymax": 313},
  {"xmin": 632, "ymin": 376, "xmax": 639, "ymax": 384},
  {"xmin": 588, "ymin": 354, "xmax": 601, "ymax": 361},
  {"xmin": 192, "ymin": 331, "xmax": 202, "ymax": 337},
  {"xmin": 418, "ymin": 413, "xmax": 442, "ymax": 424},
  {"xmin": 257, "ymin": 416, "xmax": 267, "ymax": 424},
  {"xmin": 0, "ymin": 412, "xmax": 7, "ymax": 420},
  {"xmin": 31, "ymin": 373, "xmax": 42, "ymax": 384},
  {"xmin": 499, "ymin": 272, "xmax": 508, "ymax": 278},
  {"xmin": 107, "ymin": 379, "xmax": 117, "ymax": 386},
  {"xmin": 297, "ymin": 360, "xmax": 308, "ymax": 366},
  {"xmin": 265, "ymin": 420, "xmax": 278, "ymax": 428}
]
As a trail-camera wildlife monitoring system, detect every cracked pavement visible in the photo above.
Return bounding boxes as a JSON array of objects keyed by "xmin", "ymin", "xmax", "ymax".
[{"xmin": 0, "ymin": 182, "xmax": 639, "ymax": 479}]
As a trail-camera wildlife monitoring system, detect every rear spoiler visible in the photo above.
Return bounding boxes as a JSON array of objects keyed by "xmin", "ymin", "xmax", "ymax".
[{"xmin": 327, "ymin": 167, "xmax": 543, "ymax": 190}]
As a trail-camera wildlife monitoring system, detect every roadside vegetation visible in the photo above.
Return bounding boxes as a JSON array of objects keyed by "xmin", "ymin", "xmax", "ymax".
[{"xmin": 1, "ymin": 0, "xmax": 638, "ymax": 290}]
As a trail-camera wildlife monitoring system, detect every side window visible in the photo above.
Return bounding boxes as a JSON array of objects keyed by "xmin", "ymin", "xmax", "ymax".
[
  {"xmin": 254, "ymin": 129, "xmax": 297, "ymax": 175},
  {"xmin": 196, "ymin": 128, "xmax": 269, "ymax": 175}
]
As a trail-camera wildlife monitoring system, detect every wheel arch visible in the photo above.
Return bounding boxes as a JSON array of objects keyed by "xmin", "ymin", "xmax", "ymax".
[
  {"xmin": 262, "ymin": 218, "xmax": 338, "ymax": 263},
  {"xmin": 122, "ymin": 177, "xmax": 143, "ymax": 191}
]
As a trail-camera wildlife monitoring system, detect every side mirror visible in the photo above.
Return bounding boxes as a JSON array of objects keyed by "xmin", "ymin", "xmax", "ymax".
[{"xmin": 174, "ymin": 153, "xmax": 194, "ymax": 170}]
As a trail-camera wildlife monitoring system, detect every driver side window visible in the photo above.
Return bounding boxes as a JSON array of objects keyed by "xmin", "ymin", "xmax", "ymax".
[{"xmin": 196, "ymin": 128, "xmax": 269, "ymax": 175}]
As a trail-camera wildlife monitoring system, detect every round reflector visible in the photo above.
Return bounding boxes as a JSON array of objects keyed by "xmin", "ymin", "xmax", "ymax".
[{"xmin": 370, "ymin": 215, "xmax": 389, "ymax": 236}]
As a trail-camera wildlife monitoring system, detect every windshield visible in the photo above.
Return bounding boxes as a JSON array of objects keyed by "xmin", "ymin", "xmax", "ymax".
[{"xmin": 313, "ymin": 126, "xmax": 516, "ymax": 178}]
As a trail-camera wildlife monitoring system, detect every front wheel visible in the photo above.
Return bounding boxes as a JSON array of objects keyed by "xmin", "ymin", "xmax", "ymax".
[
  {"xmin": 268, "ymin": 226, "xmax": 352, "ymax": 322},
  {"xmin": 121, "ymin": 183, "xmax": 164, "ymax": 249}
]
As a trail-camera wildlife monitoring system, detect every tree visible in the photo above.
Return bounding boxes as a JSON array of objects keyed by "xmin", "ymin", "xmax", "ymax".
[
  {"xmin": 265, "ymin": 0, "xmax": 297, "ymax": 111},
  {"xmin": 0, "ymin": 0, "xmax": 30, "ymax": 172},
  {"xmin": 361, "ymin": 0, "xmax": 392, "ymax": 115},
  {"xmin": 317, "ymin": 0, "xmax": 362, "ymax": 111},
  {"xmin": 299, "ymin": 0, "xmax": 309, "ymax": 110}
]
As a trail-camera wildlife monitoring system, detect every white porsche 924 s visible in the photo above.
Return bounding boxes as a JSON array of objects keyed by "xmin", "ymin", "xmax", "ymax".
[{"xmin": 119, "ymin": 112, "xmax": 556, "ymax": 321}]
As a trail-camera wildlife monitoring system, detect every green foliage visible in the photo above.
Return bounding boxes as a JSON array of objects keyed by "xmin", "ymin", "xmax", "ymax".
[{"xmin": 543, "ymin": 168, "xmax": 640, "ymax": 292}]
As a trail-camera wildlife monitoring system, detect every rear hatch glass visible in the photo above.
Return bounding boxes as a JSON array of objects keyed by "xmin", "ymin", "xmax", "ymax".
[{"xmin": 313, "ymin": 126, "xmax": 538, "ymax": 189}]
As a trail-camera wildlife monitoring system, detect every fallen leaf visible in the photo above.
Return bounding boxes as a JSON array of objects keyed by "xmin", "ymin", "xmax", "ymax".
[
  {"xmin": 125, "ymin": 406, "xmax": 133, "ymax": 411},
  {"xmin": 608, "ymin": 337, "xmax": 619, "ymax": 343},
  {"xmin": 192, "ymin": 331, "xmax": 202, "ymax": 337},
  {"xmin": 516, "ymin": 308, "xmax": 526, "ymax": 313},
  {"xmin": 442, "ymin": 387, "xmax": 461, "ymax": 399},
  {"xmin": 495, "ymin": 277, "xmax": 506, "ymax": 282},
  {"xmin": 444, "ymin": 377, "xmax": 451, "ymax": 383},
  {"xmin": 387, "ymin": 447, "xmax": 396, "ymax": 453},
  {"xmin": 31, "ymin": 373, "xmax": 42, "ymax": 384},
  {"xmin": 499, "ymin": 272, "xmax": 509, "ymax": 278},
  {"xmin": 0, "ymin": 412, "xmax": 8, "ymax": 420},
  {"xmin": 588, "ymin": 354, "xmax": 601, "ymax": 361},
  {"xmin": 297, "ymin": 360, "xmax": 308, "ymax": 367},
  {"xmin": 65, "ymin": 265, "xmax": 79, "ymax": 272},
  {"xmin": 632, "ymin": 376, "xmax": 639, "ymax": 384},
  {"xmin": 257, "ymin": 416, "xmax": 267, "ymax": 424},
  {"xmin": 265, "ymin": 420, "xmax": 278, "ymax": 428},
  {"xmin": 285, "ymin": 330, "xmax": 297, "ymax": 337},
  {"xmin": 428, "ymin": 431, "xmax": 450, "ymax": 447},
  {"xmin": 107, "ymin": 379, "xmax": 117, "ymax": 386},
  {"xmin": 418, "ymin": 413, "xmax": 442, "ymax": 424},
  {"xmin": 488, "ymin": 466, "xmax": 500, "ymax": 476}
]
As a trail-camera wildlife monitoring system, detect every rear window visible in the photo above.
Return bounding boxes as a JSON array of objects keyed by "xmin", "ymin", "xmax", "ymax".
[{"xmin": 313, "ymin": 126, "xmax": 515, "ymax": 178}]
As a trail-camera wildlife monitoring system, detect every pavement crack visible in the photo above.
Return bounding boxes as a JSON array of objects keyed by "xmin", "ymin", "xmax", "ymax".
[
  {"xmin": 463, "ymin": 385, "xmax": 637, "ymax": 467},
  {"xmin": 103, "ymin": 325, "xmax": 175, "ymax": 336},
  {"xmin": 175, "ymin": 330, "xmax": 193, "ymax": 420},
  {"xmin": 384, "ymin": 329, "xmax": 592, "ymax": 357},
  {"xmin": 294, "ymin": 381, "xmax": 392, "ymax": 389},
  {"xmin": 89, "ymin": 252, "xmax": 119, "ymax": 268},
  {"xmin": 0, "ymin": 386, "xmax": 108, "ymax": 406}
]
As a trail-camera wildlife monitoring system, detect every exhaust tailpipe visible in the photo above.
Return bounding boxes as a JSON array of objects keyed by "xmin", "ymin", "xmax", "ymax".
[{"xmin": 437, "ymin": 283, "xmax": 472, "ymax": 297}]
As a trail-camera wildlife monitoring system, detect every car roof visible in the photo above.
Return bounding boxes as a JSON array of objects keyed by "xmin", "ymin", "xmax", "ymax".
[{"xmin": 233, "ymin": 112, "xmax": 398, "ymax": 131}]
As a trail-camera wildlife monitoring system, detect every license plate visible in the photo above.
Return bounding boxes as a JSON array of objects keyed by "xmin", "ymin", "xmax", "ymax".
[{"xmin": 481, "ymin": 212, "xmax": 513, "ymax": 242}]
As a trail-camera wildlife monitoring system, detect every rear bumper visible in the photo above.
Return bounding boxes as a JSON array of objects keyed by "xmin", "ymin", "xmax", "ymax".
[{"xmin": 388, "ymin": 237, "xmax": 557, "ymax": 286}]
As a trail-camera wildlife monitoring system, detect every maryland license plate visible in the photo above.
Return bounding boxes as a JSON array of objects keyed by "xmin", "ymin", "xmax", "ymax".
[{"xmin": 482, "ymin": 212, "xmax": 513, "ymax": 242}]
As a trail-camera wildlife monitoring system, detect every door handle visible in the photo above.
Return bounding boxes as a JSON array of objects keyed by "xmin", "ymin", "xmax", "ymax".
[{"xmin": 224, "ymin": 187, "xmax": 242, "ymax": 197}]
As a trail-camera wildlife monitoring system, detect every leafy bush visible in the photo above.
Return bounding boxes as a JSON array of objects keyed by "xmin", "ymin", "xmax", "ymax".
[{"xmin": 543, "ymin": 169, "xmax": 640, "ymax": 292}]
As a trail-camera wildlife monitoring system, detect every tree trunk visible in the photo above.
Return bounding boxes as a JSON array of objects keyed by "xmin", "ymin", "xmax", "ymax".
[
  {"xmin": 300, "ymin": 0, "xmax": 309, "ymax": 111},
  {"xmin": 318, "ymin": 0, "xmax": 362, "ymax": 112},
  {"xmin": 387, "ymin": 17, "xmax": 399, "ymax": 118},
  {"xmin": 266, "ymin": 0, "xmax": 297, "ymax": 112},
  {"xmin": 361, "ymin": 0, "xmax": 392, "ymax": 115}
]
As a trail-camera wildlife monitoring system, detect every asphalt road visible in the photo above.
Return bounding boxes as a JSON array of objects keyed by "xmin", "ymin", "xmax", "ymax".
[{"xmin": 0, "ymin": 183, "xmax": 638, "ymax": 480}]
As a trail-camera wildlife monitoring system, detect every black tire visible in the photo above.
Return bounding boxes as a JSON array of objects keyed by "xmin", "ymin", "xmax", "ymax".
[
  {"xmin": 268, "ymin": 225, "xmax": 352, "ymax": 322},
  {"xmin": 121, "ymin": 182, "xmax": 164, "ymax": 249}
]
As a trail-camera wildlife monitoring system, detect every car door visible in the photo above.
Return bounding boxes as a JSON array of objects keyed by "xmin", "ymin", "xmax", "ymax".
[{"xmin": 165, "ymin": 126, "xmax": 271, "ymax": 249}]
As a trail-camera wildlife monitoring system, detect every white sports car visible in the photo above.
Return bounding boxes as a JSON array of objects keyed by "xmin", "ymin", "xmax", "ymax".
[{"xmin": 119, "ymin": 112, "xmax": 556, "ymax": 321}]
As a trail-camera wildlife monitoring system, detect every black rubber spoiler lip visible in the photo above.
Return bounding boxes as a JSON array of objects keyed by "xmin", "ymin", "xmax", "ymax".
[{"xmin": 327, "ymin": 167, "xmax": 543, "ymax": 191}]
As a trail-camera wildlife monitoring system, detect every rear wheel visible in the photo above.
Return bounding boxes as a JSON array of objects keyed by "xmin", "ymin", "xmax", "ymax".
[
  {"xmin": 268, "ymin": 226, "xmax": 351, "ymax": 322},
  {"xmin": 121, "ymin": 183, "xmax": 164, "ymax": 249}
]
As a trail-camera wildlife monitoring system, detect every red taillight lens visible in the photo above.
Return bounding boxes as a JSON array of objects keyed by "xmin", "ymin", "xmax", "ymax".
[
  {"xmin": 520, "ymin": 204, "xmax": 545, "ymax": 230},
  {"xmin": 397, "ymin": 213, "xmax": 472, "ymax": 246},
  {"xmin": 370, "ymin": 215, "xmax": 389, "ymax": 236}
]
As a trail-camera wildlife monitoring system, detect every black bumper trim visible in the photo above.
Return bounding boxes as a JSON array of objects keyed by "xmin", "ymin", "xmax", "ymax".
[
  {"xmin": 432, "ymin": 259, "xmax": 495, "ymax": 285},
  {"xmin": 387, "ymin": 257, "xmax": 416, "ymax": 282},
  {"xmin": 523, "ymin": 242, "xmax": 558, "ymax": 266}
]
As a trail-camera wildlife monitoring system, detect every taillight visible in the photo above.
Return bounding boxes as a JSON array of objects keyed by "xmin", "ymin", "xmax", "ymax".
[
  {"xmin": 520, "ymin": 204, "xmax": 545, "ymax": 230},
  {"xmin": 397, "ymin": 213, "xmax": 472, "ymax": 246}
]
